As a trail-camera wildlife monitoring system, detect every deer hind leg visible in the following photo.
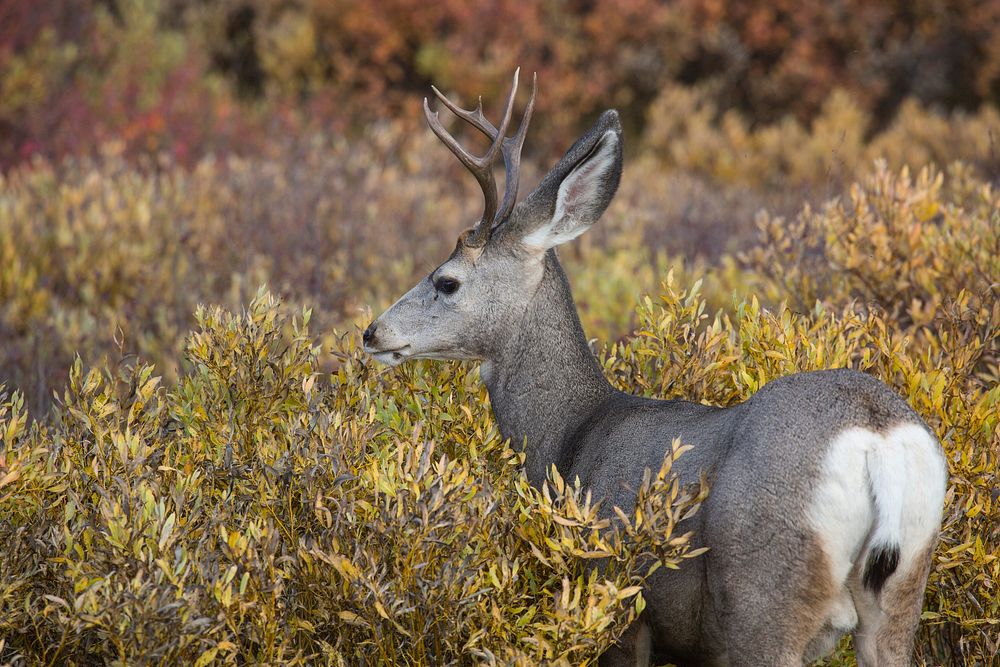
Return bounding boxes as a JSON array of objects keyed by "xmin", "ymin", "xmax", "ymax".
[
  {"xmin": 713, "ymin": 532, "xmax": 840, "ymax": 667},
  {"xmin": 851, "ymin": 543, "xmax": 934, "ymax": 667},
  {"xmin": 599, "ymin": 621, "xmax": 651, "ymax": 667}
]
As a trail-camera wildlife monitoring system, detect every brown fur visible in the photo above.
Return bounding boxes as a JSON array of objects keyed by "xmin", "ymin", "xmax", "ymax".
[
  {"xmin": 793, "ymin": 536, "xmax": 842, "ymax": 656},
  {"xmin": 731, "ymin": 534, "xmax": 837, "ymax": 666},
  {"xmin": 853, "ymin": 543, "xmax": 935, "ymax": 667}
]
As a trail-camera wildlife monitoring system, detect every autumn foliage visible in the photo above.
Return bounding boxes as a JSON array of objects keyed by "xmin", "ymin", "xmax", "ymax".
[
  {"xmin": 1, "ymin": 1, "xmax": 998, "ymax": 665},
  {"xmin": 4, "ymin": 0, "xmax": 1000, "ymax": 168}
]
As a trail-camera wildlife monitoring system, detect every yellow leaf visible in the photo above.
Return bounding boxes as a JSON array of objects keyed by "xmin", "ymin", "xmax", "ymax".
[{"xmin": 194, "ymin": 647, "xmax": 219, "ymax": 667}]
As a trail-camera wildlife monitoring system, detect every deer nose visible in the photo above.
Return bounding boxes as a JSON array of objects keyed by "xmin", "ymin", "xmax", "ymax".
[{"xmin": 363, "ymin": 321, "xmax": 378, "ymax": 346}]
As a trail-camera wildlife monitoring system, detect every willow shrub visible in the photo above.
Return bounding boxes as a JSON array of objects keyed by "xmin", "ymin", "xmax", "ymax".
[
  {"xmin": 645, "ymin": 84, "xmax": 1000, "ymax": 188},
  {"xmin": 748, "ymin": 161, "xmax": 999, "ymax": 333},
  {"xmin": 2, "ymin": 285, "xmax": 995, "ymax": 664},
  {"xmin": 0, "ymin": 157, "xmax": 997, "ymax": 664},
  {"xmin": 0, "ymin": 290, "xmax": 707, "ymax": 666}
]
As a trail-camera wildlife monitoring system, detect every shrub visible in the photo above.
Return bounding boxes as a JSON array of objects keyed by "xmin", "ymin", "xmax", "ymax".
[
  {"xmin": 0, "ymin": 128, "xmax": 479, "ymax": 414},
  {"xmin": 0, "ymin": 0, "xmax": 264, "ymax": 169},
  {"xmin": 191, "ymin": 0, "xmax": 1000, "ymax": 138},
  {"xmin": 0, "ymin": 290, "xmax": 706, "ymax": 665},
  {"xmin": 675, "ymin": 0, "xmax": 1000, "ymax": 124},
  {"xmin": 645, "ymin": 84, "xmax": 1000, "ymax": 188},
  {"xmin": 747, "ymin": 161, "xmax": 999, "ymax": 337},
  {"xmin": 0, "ymin": 128, "xmax": 763, "ymax": 415},
  {"xmin": 0, "ymin": 149, "xmax": 238, "ymax": 411},
  {"xmin": 0, "ymin": 162, "xmax": 997, "ymax": 664}
]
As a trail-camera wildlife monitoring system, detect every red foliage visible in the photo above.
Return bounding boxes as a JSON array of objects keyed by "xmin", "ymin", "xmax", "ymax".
[
  {"xmin": 0, "ymin": 0, "xmax": 268, "ymax": 168},
  {"xmin": 2, "ymin": 0, "xmax": 999, "ymax": 169},
  {"xmin": 679, "ymin": 0, "xmax": 1000, "ymax": 124}
]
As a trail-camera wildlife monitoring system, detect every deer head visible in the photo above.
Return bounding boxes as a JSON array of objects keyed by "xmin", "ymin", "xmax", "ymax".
[{"xmin": 363, "ymin": 70, "xmax": 623, "ymax": 366}]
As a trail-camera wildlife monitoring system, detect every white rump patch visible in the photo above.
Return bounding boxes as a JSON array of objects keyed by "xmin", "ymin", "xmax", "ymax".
[
  {"xmin": 809, "ymin": 428, "xmax": 876, "ymax": 587},
  {"xmin": 882, "ymin": 423, "xmax": 948, "ymax": 562},
  {"xmin": 808, "ymin": 423, "xmax": 947, "ymax": 628}
]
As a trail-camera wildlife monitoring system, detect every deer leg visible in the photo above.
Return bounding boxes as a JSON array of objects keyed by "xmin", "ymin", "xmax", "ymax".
[
  {"xmin": 852, "ymin": 543, "xmax": 934, "ymax": 667},
  {"xmin": 599, "ymin": 621, "xmax": 651, "ymax": 667},
  {"xmin": 710, "ymin": 531, "xmax": 839, "ymax": 667}
]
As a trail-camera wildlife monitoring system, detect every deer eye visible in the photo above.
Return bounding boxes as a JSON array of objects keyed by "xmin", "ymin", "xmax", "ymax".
[{"xmin": 434, "ymin": 277, "xmax": 460, "ymax": 295}]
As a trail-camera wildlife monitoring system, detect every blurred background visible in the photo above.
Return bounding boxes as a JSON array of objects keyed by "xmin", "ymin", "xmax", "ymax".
[{"xmin": 2, "ymin": 0, "xmax": 1000, "ymax": 413}]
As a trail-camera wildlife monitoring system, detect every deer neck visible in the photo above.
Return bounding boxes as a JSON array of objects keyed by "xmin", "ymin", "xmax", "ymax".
[{"xmin": 480, "ymin": 249, "xmax": 613, "ymax": 485}]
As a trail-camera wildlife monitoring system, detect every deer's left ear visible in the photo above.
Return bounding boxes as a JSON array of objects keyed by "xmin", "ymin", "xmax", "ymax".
[{"xmin": 513, "ymin": 110, "xmax": 623, "ymax": 252}]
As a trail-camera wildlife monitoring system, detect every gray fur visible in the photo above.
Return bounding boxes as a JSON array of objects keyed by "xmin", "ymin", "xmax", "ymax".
[{"xmin": 365, "ymin": 108, "xmax": 946, "ymax": 666}]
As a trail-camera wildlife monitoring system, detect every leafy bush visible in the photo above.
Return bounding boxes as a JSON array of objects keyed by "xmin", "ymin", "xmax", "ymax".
[
  {"xmin": 0, "ymin": 0, "xmax": 262, "ymax": 169},
  {"xmin": 0, "ymin": 149, "xmax": 236, "ymax": 411},
  {"xmin": 645, "ymin": 85, "xmax": 1000, "ymax": 187},
  {"xmin": 0, "ymin": 162, "xmax": 997, "ymax": 664},
  {"xmin": 0, "ymin": 291, "xmax": 705, "ymax": 665},
  {"xmin": 0, "ymin": 128, "xmax": 478, "ymax": 413},
  {"xmin": 674, "ymin": 0, "xmax": 1000, "ymax": 125},
  {"xmin": 748, "ymin": 161, "xmax": 999, "ymax": 332},
  {"xmin": 0, "ymin": 128, "xmax": 764, "ymax": 415},
  {"xmin": 186, "ymin": 0, "xmax": 1000, "ymax": 136}
]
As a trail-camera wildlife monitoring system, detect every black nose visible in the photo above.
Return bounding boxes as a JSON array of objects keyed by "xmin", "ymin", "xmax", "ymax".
[{"xmin": 363, "ymin": 321, "xmax": 378, "ymax": 346}]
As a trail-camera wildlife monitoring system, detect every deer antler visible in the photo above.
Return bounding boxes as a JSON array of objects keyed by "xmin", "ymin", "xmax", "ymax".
[{"xmin": 424, "ymin": 68, "xmax": 537, "ymax": 248}]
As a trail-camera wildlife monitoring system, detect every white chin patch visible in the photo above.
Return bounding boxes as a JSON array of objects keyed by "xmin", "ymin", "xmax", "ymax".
[{"xmin": 367, "ymin": 346, "xmax": 411, "ymax": 366}]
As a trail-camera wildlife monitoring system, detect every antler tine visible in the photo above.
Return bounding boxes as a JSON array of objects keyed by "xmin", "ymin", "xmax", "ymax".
[
  {"xmin": 431, "ymin": 72, "xmax": 538, "ymax": 223},
  {"xmin": 434, "ymin": 71, "xmax": 535, "ymax": 229},
  {"xmin": 424, "ymin": 97, "xmax": 500, "ymax": 236},
  {"xmin": 496, "ymin": 71, "xmax": 536, "ymax": 224},
  {"xmin": 429, "ymin": 88, "xmax": 495, "ymax": 140},
  {"xmin": 424, "ymin": 69, "xmax": 522, "ymax": 248}
]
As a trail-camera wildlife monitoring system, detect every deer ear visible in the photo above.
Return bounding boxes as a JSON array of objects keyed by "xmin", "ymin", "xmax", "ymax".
[{"xmin": 515, "ymin": 110, "xmax": 623, "ymax": 252}]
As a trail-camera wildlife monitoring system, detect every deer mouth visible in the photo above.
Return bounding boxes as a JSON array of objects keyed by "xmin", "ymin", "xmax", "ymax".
[{"xmin": 366, "ymin": 344, "xmax": 412, "ymax": 366}]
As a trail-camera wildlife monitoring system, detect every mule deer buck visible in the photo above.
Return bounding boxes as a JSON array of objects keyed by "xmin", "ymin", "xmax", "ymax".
[{"xmin": 362, "ymin": 70, "xmax": 948, "ymax": 666}]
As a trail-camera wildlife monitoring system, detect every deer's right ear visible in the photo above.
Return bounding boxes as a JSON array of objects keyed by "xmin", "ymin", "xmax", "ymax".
[{"xmin": 514, "ymin": 110, "xmax": 623, "ymax": 252}]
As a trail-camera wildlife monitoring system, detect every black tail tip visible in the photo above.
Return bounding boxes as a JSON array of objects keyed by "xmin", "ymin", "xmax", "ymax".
[{"xmin": 863, "ymin": 544, "xmax": 901, "ymax": 593}]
